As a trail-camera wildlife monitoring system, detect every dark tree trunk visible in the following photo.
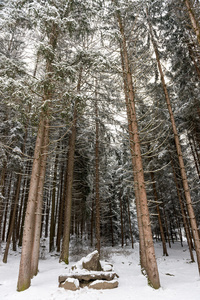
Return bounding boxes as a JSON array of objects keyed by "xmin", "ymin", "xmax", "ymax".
[
  {"xmin": 49, "ymin": 152, "xmax": 59, "ymax": 252},
  {"xmin": 109, "ymin": 202, "xmax": 114, "ymax": 247},
  {"xmin": 150, "ymin": 171, "xmax": 168, "ymax": 256},
  {"xmin": 0, "ymin": 162, "xmax": 7, "ymax": 243},
  {"xmin": 91, "ymin": 198, "xmax": 94, "ymax": 247},
  {"xmin": 2, "ymin": 174, "xmax": 12, "ymax": 242},
  {"xmin": 127, "ymin": 197, "xmax": 134, "ymax": 249},
  {"xmin": 95, "ymin": 94, "xmax": 101, "ymax": 255},
  {"xmin": 3, "ymin": 174, "xmax": 22, "ymax": 263},
  {"xmin": 119, "ymin": 191, "xmax": 124, "ymax": 248},
  {"xmin": 56, "ymin": 166, "xmax": 65, "ymax": 252},
  {"xmin": 170, "ymin": 156, "xmax": 195, "ymax": 262}
]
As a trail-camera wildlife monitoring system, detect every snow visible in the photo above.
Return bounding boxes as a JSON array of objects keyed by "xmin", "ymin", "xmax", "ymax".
[
  {"xmin": 0, "ymin": 242, "xmax": 200, "ymax": 300},
  {"xmin": 65, "ymin": 278, "xmax": 79, "ymax": 288},
  {"xmin": 83, "ymin": 250, "xmax": 98, "ymax": 264},
  {"xmin": 89, "ymin": 279, "xmax": 118, "ymax": 286}
]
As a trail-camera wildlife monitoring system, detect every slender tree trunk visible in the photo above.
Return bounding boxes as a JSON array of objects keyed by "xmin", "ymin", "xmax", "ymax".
[
  {"xmin": 109, "ymin": 202, "xmax": 114, "ymax": 247},
  {"xmin": 191, "ymin": 132, "xmax": 200, "ymax": 167},
  {"xmin": 95, "ymin": 93, "xmax": 101, "ymax": 255},
  {"xmin": 44, "ymin": 191, "xmax": 50, "ymax": 238},
  {"xmin": 18, "ymin": 174, "xmax": 30, "ymax": 247},
  {"xmin": 17, "ymin": 115, "xmax": 45, "ymax": 291},
  {"xmin": 0, "ymin": 162, "xmax": 7, "ymax": 243},
  {"xmin": 187, "ymin": 42, "xmax": 200, "ymax": 79},
  {"xmin": 188, "ymin": 135, "xmax": 200, "ymax": 179},
  {"xmin": 120, "ymin": 39, "xmax": 146, "ymax": 271},
  {"xmin": 16, "ymin": 178, "xmax": 25, "ymax": 241},
  {"xmin": 150, "ymin": 172, "xmax": 168, "ymax": 256},
  {"xmin": 56, "ymin": 166, "xmax": 65, "ymax": 252},
  {"xmin": 127, "ymin": 197, "xmax": 134, "ymax": 249},
  {"xmin": 49, "ymin": 152, "xmax": 58, "ymax": 252},
  {"xmin": 2, "ymin": 174, "xmax": 12, "ymax": 242},
  {"xmin": 91, "ymin": 198, "xmax": 94, "ymax": 247},
  {"xmin": 170, "ymin": 156, "xmax": 195, "ymax": 262},
  {"xmin": 31, "ymin": 118, "xmax": 49, "ymax": 277},
  {"xmin": 162, "ymin": 202, "xmax": 171, "ymax": 248},
  {"xmin": 116, "ymin": 7, "xmax": 160, "ymax": 288},
  {"xmin": 147, "ymin": 12, "xmax": 200, "ymax": 274},
  {"xmin": 16, "ymin": 150, "xmax": 32, "ymax": 243},
  {"xmin": 185, "ymin": 0, "xmax": 200, "ymax": 45},
  {"xmin": 3, "ymin": 174, "xmax": 22, "ymax": 263},
  {"xmin": 119, "ymin": 190, "xmax": 124, "ymax": 248},
  {"xmin": 60, "ymin": 69, "xmax": 82, "ymax": 263}
]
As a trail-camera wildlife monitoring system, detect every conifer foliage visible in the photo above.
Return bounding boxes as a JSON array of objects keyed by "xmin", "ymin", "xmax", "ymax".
[{"xmin": 0, "ymin": 0, "xmax": 199, "ymax": 292}]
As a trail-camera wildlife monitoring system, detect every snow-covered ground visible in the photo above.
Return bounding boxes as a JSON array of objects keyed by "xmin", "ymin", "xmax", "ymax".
[{"xmin": 0, "ymin": 242, "xmax": 200, "ymax": 300}]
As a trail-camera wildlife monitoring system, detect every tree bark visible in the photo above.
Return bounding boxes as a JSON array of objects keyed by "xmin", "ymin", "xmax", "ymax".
[
  {"xmin": 95, "ymin": 93, "xmax": 101, "ymax": 255},
  {"xmin": 60, "ymin": 69, "xmax": 82, "ymax": 263},
  {"xmin": 119, "ymin": 190, "xmax": 124, "ymax": 248},
  {"xmin": 127, "ymin": 197, "xmax": 134, "ymax": 249},
  {"xmin": 116, "ymin": 6, "xmax": 160, "ymax": 288},
  {"xmin": 109, "ymin": 202, "xmax": 114, "ymax": 247},
  {"xmin": 147, "ymin": 11, "xmax": 200, "ymax": 274},
  {"xmin": 31, "ymin": 118, "xmax": 49, "ymax": 277},
  {"xmin": 3, "ymin": 174, "xmax": 22, "ymax": 263},
  {"xmin": 162, "ymin": 202, "xmax": 171, "ymax": 248},
  {"xmin": 188, "ymin": 135, "xmax": 200, "ymax": 180},
  {"xmin": 56, "ymin": 166, "xmax": 65, "ymax": 252},
  {"xmin": 0, "ymin": 162, "xmax": 7, "ymax": 243},
  {"xmin": 150, "ymin": 171, "xmax": 168, "ymax": 256},
  {"xmin": 170, "ymin": 156, "xmax": 195, "ymax": 262},
  {"xmin": 17, "ymin": 115, "xmax": 45, "ymax": 291},
  {"xmin": 91, "ymin": 197, "xmax": 94, "ymax": 247},
  {"xmin": 185, "ymin": 0, "xmax": 200, "ymax": 45},
  {"xmin": 120, "ymin": 39, "xmax": 146, "ymax": 271},
  {"xmin": 2, "ymin": 174, "xmax": 12, "ymax": 242},
  {"xmin": 49, "ymin": 151, "xmax": 59, "ymax": 252}
]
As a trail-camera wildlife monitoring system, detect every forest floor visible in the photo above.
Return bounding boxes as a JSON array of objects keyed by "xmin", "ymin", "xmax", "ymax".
[{"xmin": 0, "ymin": 240, "xmax": 200, "ymax": 300}]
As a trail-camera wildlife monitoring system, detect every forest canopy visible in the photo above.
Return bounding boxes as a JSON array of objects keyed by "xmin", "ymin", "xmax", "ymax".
[{"xmin": 0, "ymin": 0, "xmax": 199, "ymax": 292}]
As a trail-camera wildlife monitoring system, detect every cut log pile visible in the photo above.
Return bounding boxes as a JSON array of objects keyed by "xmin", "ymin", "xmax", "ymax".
[{"xmin": 58, "ymin": 250, "xmax": 119, "ymax": 290}]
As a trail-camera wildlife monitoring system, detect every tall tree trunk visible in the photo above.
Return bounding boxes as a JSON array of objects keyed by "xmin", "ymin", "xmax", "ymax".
[
  {"xmin": 45, "ymin": 192, "xmax": 50, "ymax": 238},
  {"xmin": 91, "ymin": 197, "xmax": 94, "ymax": 247},
  {"xmin": 127, "ymin": 197, "xmax": 134, "ymax": 249},
  {"xmin": 147, "ymin": 11, "xmax": 200, "ymax": 274},
  {"xmin": 162, "ymin": 202, "xmax": 171, "ymax": 248},
  {"xmin": 170, "ymin": 156, "xmax": 195, "ymax": 262},
  {"xmin": 119, "ymin": 190, "xmax": 124, "ymax": 248},
  {"xmin": 185, "ymin": 0, "xmax": 200, "ymax": 45},
  {"xmin": 187, "ymin": 41, "xmax": 200, "ymax": 79},
  {"xmin": 49, "ymin": 151, "xmax": 59, "ymax": 252},
  {"xmin": 120, "ymin": 39, "xmax": 146, "ymax": 271},
  {"xmin": 188, "ymin": 135, "xmax": 200, "ymax": 179},
  {"xmin": 18, "ymin": 173, "xmax": 30, "ymax": 247},
  {"xmin": 95, "ymin": 92, "xmax": 101, "ymax": 255},
  {"xmin": 56, "ymin": 166, "xmax": 65, "ymax": 252},
  {"xmin": 3, "ymin": 174, "xmax": 22, "ymax": 263},
  {"xmin": 15, "ymin": 150, "xmax": 32, "ymax": 242},
  {"xmin": 60, "ymin": 69, "xmax": 82, "ymax": 264},
  {"xmin": 150, "ymin": 172, "xmax": 168, "ymax": 256},
  {"xmin": 31, "ymin": 118, "xmax": 49, "ymax": 277},
  {"xmin": 109, "ymin": 202, "xmax": 114, "ymax": 247},
  {"xmin": 0, "ymin": 162, "xmax": 7, "ymax": 243},
  {"xmin": 17, "ymin": 115, "xmax": 45, "ymax": 291},
  {"xmin": 116, "ymin": 6, "xmax": 160, "ymax": 288},
  {"xmin": 17, "ymin": 20, "xmax": 58, "ymax": 290},
  {"xmin": 2, "ymin": 173, "xmax": 12, "ymax": 242}
]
